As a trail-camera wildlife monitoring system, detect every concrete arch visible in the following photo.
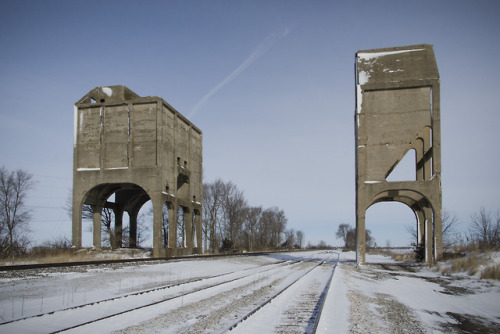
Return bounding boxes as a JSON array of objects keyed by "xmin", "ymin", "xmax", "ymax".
[
  {"xmin": 365, "ymin": 189, "xmax": 437, "ymax": 263},
  {"xmin": 73, "ymin": 182, "xmax": 151, "ymax": 250}
]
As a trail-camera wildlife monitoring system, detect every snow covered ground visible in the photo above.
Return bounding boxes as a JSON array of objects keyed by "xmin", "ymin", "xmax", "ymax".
[
  {"xmin": 0, "ymin": 250, "xmax": 499, "ymax": 333},
  {"xmin": 319, "ymin": 251, "xmax": 500, "ymax": 333}
]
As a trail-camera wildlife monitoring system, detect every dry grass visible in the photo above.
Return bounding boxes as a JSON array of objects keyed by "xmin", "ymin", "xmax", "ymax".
[
  {"xmin": 449, "ymin": 255, "xmax": 487, "ymax": 276},
  {"xmin": 368, "ymin": 249, "xmax": 416, "ymax": 262},
  {"xmin": 0, "ymin": 248, "xmax": 151, "ymax": 266},
  {"xmin": 391, "ymin": 252, "xmax": 416, "ymax": 262},
  {"xmin": 437, "ymin": 251, "xmax": 500, "ymax": 280},
  {"xmin": 480, "ymin": 264, "xmax": 500, "ymax": 280}
]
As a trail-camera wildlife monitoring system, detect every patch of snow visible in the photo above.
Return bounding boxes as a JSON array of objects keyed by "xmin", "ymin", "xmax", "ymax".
[
  {"xmin": 104, "ymin": 167, "xmax": 128, "ymax": 170},
  {"xmin": 101, "ymin": 87, "xmax": 113, "ymax": 97},
  {"xmin": 74, "ymin": 106, "xmax": 78, "ymax": 147},
  {"xmin": 358, "ymin": 70, "xmax": 370, "ymax": 85},
  {"xmin": 383, "ymin": 68, "xmax": 404, "ymax": 73},
  {"xmin": 358, "ymin": 48, "xmax": 425, "ymax": 60},
  {"xmin": 356, "ymin": 84, "xmax": 362, "ymax": 114},
  {"xmin": 364, "ymin": 180, "xmax": 381, "ymax": 184},
  {"xmin": 77, "ymin": 167, "xmax": 100, "ymax": 171},
  {"xmin": 1, "ymin": 251, "xmax": 498, "ymax": 333},
  {"xmin": 317, "ymin": 261, "xmax": 349, "ymax": 333}
]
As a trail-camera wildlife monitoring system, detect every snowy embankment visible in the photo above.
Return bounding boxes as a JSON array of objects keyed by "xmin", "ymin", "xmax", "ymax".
[
  {"xmin": 0, "ymin": 251, "xmax": 499, "ymax": 333},
  {"xmin": 319, "ymin": 251, "xmax": 500, "ymax": 333}
]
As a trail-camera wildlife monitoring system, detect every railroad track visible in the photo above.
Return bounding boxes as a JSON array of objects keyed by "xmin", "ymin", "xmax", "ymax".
[
  {"xmin": 227, "ymin": 251, "xmax": 339, "ymax": 334},
  {"xmin": 1, "ymin": 251, "xmax": 339, "ymax": 333},
  {"xmin": 0, "ymin": 251, "xmax": 276, "ymax": 272}
]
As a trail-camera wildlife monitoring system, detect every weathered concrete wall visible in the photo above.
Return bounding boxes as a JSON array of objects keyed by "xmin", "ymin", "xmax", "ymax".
[
  {"xmin": 72, "ymin": 86, "xmax": 202, "ymax": 257},
  {"xmin": 355, "ymin": 45, "xmax": 442, "ymax": 265}
]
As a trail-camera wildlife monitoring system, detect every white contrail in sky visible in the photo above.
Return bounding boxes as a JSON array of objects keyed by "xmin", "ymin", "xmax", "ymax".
[{"xmin": 188, "ymin": 27, "xmax": 290, "ymax": 118}]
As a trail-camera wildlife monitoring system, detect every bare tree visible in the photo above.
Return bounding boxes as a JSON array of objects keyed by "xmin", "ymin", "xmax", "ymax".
[
  {"xmin": 336, "ymin": 223, "xmax": 351, "ymax": 249},
  {"xmin": 406, "ymin": 209, "xmax": 460, "ymax": 247},
  {"xmin": 0, "ymin": 167, "xmax": 34, "ymax": 258},
  {"xmin": 202, "ymin": 179, "xmax": 289, "ymax": 253},
  {"xmin": 202, "ymin": 179, "xmax": 225, "ymax": 253},
  {"xmin": 221, "ymin": 181, "xmax": 247, "ymax": 249},
  {"xmin": 81, "ymin": 205, "xmax": 122, "ymax": 249},
  {"xmin": 177, "ymin": 206, "xmax": 185, "ymax": 248},
  {"xmin": 337, "ymin": 223, "xmax": 374, "ymax": 251},
  {"xmin": 260, "ymin": 207, "xmax": 287, "ymax": 250},
  {"xmin": 442, "ymin": 210, "xmax": 459, "ymax": 247},
  {"xmin": 244, "ymin": 206, "xmax": 262, "ymax": 251},
  {"xmin": 295, "ymin": 230, "xmax": 304, "ymax": 249},
  {"xmin": 284, "ymin": 228, "xmax": 295, "ymax": 249},
  {"xmin": 470, "ymin": 207, "xmax": 500, "ymax": 248}
]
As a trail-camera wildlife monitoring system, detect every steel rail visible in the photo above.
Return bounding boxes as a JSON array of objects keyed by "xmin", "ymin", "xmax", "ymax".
[
  {"xmin": 47, "ymin": 260, "xmax": 304, "ymax": 334},
  {"xmin": 0, "ymin": 259, "xmax": 293, "ymax": 327},
  {"xmin": 0, "ymin": 251, "xmax": 280, "ymax": 272},
  {"xmin": 225, "ymin": 251, "xmax": 339, "ymax": 333}
]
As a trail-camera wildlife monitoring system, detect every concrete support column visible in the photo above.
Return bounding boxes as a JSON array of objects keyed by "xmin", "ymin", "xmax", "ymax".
[
  {"xmin": 434, "ymin": 205, "xmax": 443, "ymax": 261},
  {"xmin": 416, "ymin": 209, "xmax": 426, "ymax": 246},
  {"xmin": 92, "ymin": 205, "xmax": 102, "ymax": 250},
  {"xmin": 129, "ymin": 212, "xmax": 137, "ymax": 248},
  {"xmin": 72, "ymin": 197, "xmax": 82, "ymax": 249},
  {"xmin": 422, "ymin": 128, "xmax": 432, "ymax": 181},
  {"xmin": 424, "ymin": 207, "xmax": 434, "ymax": 266},
  {"xmin": 415, "ymin": 140, "xmax": 424, "ymax": 181},
  {"xmin": 168, "ymin": 204, "xmax": 177, "ymax": 249},
  {"xmin": 356, "ymin": 211, "xmax": 366, "ymax": 265},
  {"xmin": 114, "ymin": 208, "xmax": 123, "ymax": 249},
  {"xmin": 185, "ymin": 208, "xmax": 193, "ymax": 248},
  {"xmin": 152, "ymin": 195, "xmax": 163, "ymax": 257}
]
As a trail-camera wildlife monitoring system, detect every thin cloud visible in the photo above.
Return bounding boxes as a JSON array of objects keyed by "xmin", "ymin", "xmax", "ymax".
[{"xmin": 189, "ymin": 27, "xmax": 290, "ymax": 118}]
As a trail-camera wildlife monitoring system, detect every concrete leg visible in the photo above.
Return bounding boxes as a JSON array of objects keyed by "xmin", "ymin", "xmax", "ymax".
[
  {"xmin": 356, "ymin": 211, "xmax": 366, "ymax": 265},
  {"xmin": 168, "ymin": 204, "xmax": 177, "ymax": 250},
  {"xmin": 152, "ymin": 195, "xmax": 163, "ymax": 258},
  {"xmin": 72, "ymin": 197, "xmax": 82, "ymax": 249},
  {"xmin": 424, "ymin": 207, "xmax": 434, "ymax": 266},
  {"xmin": 416, "ymin": 209, "xmax": 425, "ymax": 246},
  {"xmin": 434, "ymin": 205, "xmax": 443, "ymax": 261}
]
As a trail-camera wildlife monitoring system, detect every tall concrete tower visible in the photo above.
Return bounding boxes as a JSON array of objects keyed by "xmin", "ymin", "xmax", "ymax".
[
  {"xmin": 72, "ymin": 86, "xmax": 202, "ymax": 257},
  {"xmin": 355, "ymin": 45, "xmax": 442, "ymax": 265}
]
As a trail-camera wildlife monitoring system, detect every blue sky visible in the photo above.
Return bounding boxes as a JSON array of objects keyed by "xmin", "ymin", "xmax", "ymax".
[{"xmin": 1, "ymin": 0, "xmax": 499, "ymax": 247}]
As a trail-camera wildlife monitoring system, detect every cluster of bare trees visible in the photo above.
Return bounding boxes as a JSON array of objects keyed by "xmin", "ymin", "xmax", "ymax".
[
  {"xmin": 335, "ymin": 223, "xmax": 374, "ymax": 251},
  {"xmin": 406, "ymin": 208, "xmax": 499, "ymax": 250},
  {"xmin": 78, "ymin": 203, "xmax": 151, "ymax": 249},
  {"xmin": 0, "ymin": 167, "xmax": 34, "ymax": 258},
  {"xmin": 466, "ymin": 207, "xmax": 499, "ymax": 249},
  {"xmin": 202, "ymin": 179, "xmax": 303, "ymax": 253}
]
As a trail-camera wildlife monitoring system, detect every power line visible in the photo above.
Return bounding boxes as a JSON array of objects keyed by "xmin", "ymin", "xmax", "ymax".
[
  {"xmin": 33, "ymin": 174, "xmax": 72, "ymax": 180},
  {"xmin": 31, "ymin": 219, "xmax": 70, "ymax": 223}
]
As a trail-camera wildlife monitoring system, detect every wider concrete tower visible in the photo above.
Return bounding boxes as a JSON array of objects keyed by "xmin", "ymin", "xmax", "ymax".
[
  {"xmin": 72, "ymin": 86, "xmax": 202, "ymax": 257},
  {"xmin": 355, "ymin": 45, "xmax": 442, "ymax": 265}
]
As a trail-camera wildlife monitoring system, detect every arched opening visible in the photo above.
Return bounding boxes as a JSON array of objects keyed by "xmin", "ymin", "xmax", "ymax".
[
  {"xmin": 79, "ymin": 183, "xmax": 151, "ymax": 250},
  {"xmin": 162, "ymin": 202, "xmax": 169, "ymax": 247},
  {"xmin": 177, "ymin": 206, "xmax": 185, "ymax": 248},
  {"xmin": 365, "ymin": 202, "xmax": 416, "ymax": 255},
  {"xmin": 135, "ymin": 200, "xmax": 153, "ymax": 248}
]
